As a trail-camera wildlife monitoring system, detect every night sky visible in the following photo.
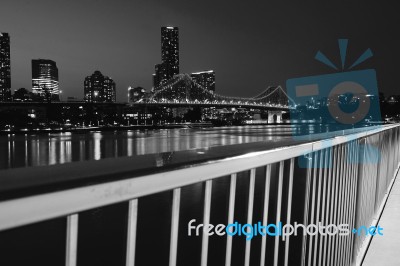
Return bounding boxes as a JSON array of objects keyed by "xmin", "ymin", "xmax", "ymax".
[{"xmin": 1, "ymin": 0, "xmax": 399, "ymax": 102}]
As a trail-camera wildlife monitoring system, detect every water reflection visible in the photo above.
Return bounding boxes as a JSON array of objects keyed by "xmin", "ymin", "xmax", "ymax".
[{"xmin": 0, "ymin": 125, "xmax": 316, "ymax": 170}]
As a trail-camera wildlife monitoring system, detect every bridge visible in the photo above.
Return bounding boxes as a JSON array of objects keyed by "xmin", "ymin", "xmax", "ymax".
[
  {"xmin": 0, "ymin": 124, "xmax": 399, "ymax": 265},
  {"xmin": 135, "ymin": 74, "xmax": 295, "ymax": 110},
  {"xmin": 131, "ymin": 73, "xmax": 295, "ymax": 123}
]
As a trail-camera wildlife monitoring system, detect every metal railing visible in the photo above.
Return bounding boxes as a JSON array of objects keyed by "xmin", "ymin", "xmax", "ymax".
[{"xmin": 0, "ymin": 124, "xmax": 399, "ymax": 266}]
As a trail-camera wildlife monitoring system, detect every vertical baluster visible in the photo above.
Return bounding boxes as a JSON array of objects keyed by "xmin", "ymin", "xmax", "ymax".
[
  {"xmin": 351, "ymin": 140, "xmax": 359, "ymax": 263},
  {"xmin": 344, "ymin": 140, "xmax": 357, "ymax": 265},
  {"xmin": 361, "ymin": 138, "xmax": 369, "ymax": 252},
  {"xmin": 336, "ymin": 143, "xmax": 348, "ymax": 265},
  {"xmin": 225, "ymin": 173, "xmax": 237, "ymax": 266},
  {"xmin": 284, "ymin": 158, "xmax": 294, "ymax": 266},
  {"xmin": 201, "ymin": 180, "xmax": 213, "ymax": 266},
  {"xmin": 260, "ymin": 165, "xmax": 272, "ymax": 266},
  {"xmin": 307, "ymin": 152, "xmax": 318, "ymax": 266},
  {"xmin": 342, "ymin": 141, "xmax": 353, "ymax": 266},
  {"xmin": 327, "ymin": 145, "xmax": 338, "ymax": 266},
  {"xmin": 273, "ymin": 161, "xmax": 284, "ymax": 266},
  {"xmin": 245, "ymin": 169, "xmax": 256, "ymax": 266},
  {"xmin": 337, "ymin": 143, "xmax": 347, "ymax": 266},
  {"xmin": 66, "ymin": 214, "xmax": 79, "ymax": 266},
  {"xmin": 301, "ymin": 154, "xmax": 312, "ymax": 266},
  {"xmin": 313, "ymin": 150, "xmax": 324, "ymax": 266},
  {"xmin": 318, "ymin": 148, "xmax": 329, "ymax": 266},
  {"xmin": 331, "ymin": 145, "xmax": 343, "ymax": 266},
  {"xmin": 169, "ymin": 188, "xmax": 181, "ymax": 266},
  {"xmin": 375, "ymin": 134, "xmax": 384, "ymax": 212},
  {"xmin": 126, "ymin": 199, "xmax": 138, "ymax": 266},
  {"xmin": 370, "ymin": 137, "xmax": 377, "ymax": 226},
  {"xmin": 338, "ymin": 144, "xmax": 346, "ymax": 265},
  {"xmin": 348, "ymin": 141, "xmax": 358, "ymax": 265},
  {"xmin": 354, "ymin": 138, "xmax": 368, "ymax": 262},
  {"xmin": 339, "ymin": 142, "xmax": 349, "ymax": 266}
]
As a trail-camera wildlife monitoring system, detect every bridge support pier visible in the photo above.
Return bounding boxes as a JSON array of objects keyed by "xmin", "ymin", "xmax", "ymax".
[{"xmin": 268, "ymin": 111, "xmax": 283, "ymax": 123}]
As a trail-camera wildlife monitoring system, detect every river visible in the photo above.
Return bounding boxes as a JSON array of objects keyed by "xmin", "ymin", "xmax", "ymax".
[{"xmin": 0, "ymin": 124, "xmax": 324, "ymax": 170}]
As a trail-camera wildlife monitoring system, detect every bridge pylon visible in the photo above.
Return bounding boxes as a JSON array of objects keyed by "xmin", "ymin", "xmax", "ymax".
[{"xmin": 268, "ymin": 110, "xmax": 283, "ymax": 123}]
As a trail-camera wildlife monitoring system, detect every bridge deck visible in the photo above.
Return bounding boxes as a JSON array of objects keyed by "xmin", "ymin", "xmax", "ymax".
[{"xmin": 363, "ymin": 169, "xmax": 400, "ymax": 265}]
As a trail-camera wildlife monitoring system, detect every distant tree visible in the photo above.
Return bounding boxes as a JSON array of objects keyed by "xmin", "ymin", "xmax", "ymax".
[{"xmin": 13, "ymin": 88, "xmax": 32, "ymax": 102}]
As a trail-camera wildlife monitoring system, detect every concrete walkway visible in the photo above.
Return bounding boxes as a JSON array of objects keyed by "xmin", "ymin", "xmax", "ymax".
[{"xmin": 363, "ymin": 174, "xmax": 400, "ymax": 266}]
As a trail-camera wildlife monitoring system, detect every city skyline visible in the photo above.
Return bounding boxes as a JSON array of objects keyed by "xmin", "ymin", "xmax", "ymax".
[{"xmin": 1, "ymin": 1, "xmax": 400, "ymax": 102}]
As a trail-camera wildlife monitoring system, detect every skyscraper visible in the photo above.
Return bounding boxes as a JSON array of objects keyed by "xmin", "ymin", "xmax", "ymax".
[
  {"xmin": 191, "ymin": 70, "xmax": 216, "ymax": 93},
  {"xmin": 84, "ymin": 70, "xmax": 116, "ymax": 103},
  {"xmin": 0, "ymin": 33, "xmax": 11, "ymax": 101},
  {"xmin": 32, "ymin": 59, "xmax": 59, "ymax": 101},
  {"xmin": 153, "ymin": 26, "xmax": 179, "ymax": 90},
  {"xmin": 162, "ymin": 26, "xmax": 179, "ymax": 77}
]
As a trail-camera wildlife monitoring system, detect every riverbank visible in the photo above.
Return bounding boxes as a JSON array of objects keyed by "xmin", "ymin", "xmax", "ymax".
[{"xmin": 0, "ymin": 122, "xmax": 216, "ymax": 135}]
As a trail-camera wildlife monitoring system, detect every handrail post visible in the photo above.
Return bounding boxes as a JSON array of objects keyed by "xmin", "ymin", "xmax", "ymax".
[
  {"xmin": 201, "ymin": 180, "xmax": 213, "ymax": 266},
  {"xmin": 169, "ymin": 188, "xmax": 181, "ymax": 266},
  {"xmin": 225, "ymin": 173, "xmax": 237, "ymax": 266},
  {"xmin": 260, "ymin": 165, "xmax": 272, "ymax": 266},
  {"xmin": 66, "ymin": 214, "xmax": 79, "ymax": 266},
  {"xmin": 126, "ymin": 199, "xmax": 138, "ymax": 266},
  {"xmin": 273, "ymin": 162, "xmax": 284, "ymax": 266},
  {"xmin": 244, "ymin": 169, "xmax": 256, "ymax": 266}
]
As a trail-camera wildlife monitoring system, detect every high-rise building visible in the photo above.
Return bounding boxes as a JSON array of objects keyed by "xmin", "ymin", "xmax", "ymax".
[
  {"xmin": 152, "ymin": 26, "xmax": 179, "ymax": 90},
  {"xmin": 0, "ymin": 32, "xmax": 11, "ymax": 101},
  {"xmin": 84, "ymin": 70, "xmax": 116, "ymax": 103},
  {"xmin": 191, "ymin": 70, "xmax": 215, "ymax": 93},
  {"xmin": 32, "ymin": 59, "xmax": 59, "ymax": 101},
  {"xmin": 161, "ymin": 26, "xmax": 179, "ymax": 79}
]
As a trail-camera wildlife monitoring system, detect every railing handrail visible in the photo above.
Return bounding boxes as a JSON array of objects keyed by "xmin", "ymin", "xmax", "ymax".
[{"xmin": 0, "ymin": 124, "xmax": 398, "ymax": 233}]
